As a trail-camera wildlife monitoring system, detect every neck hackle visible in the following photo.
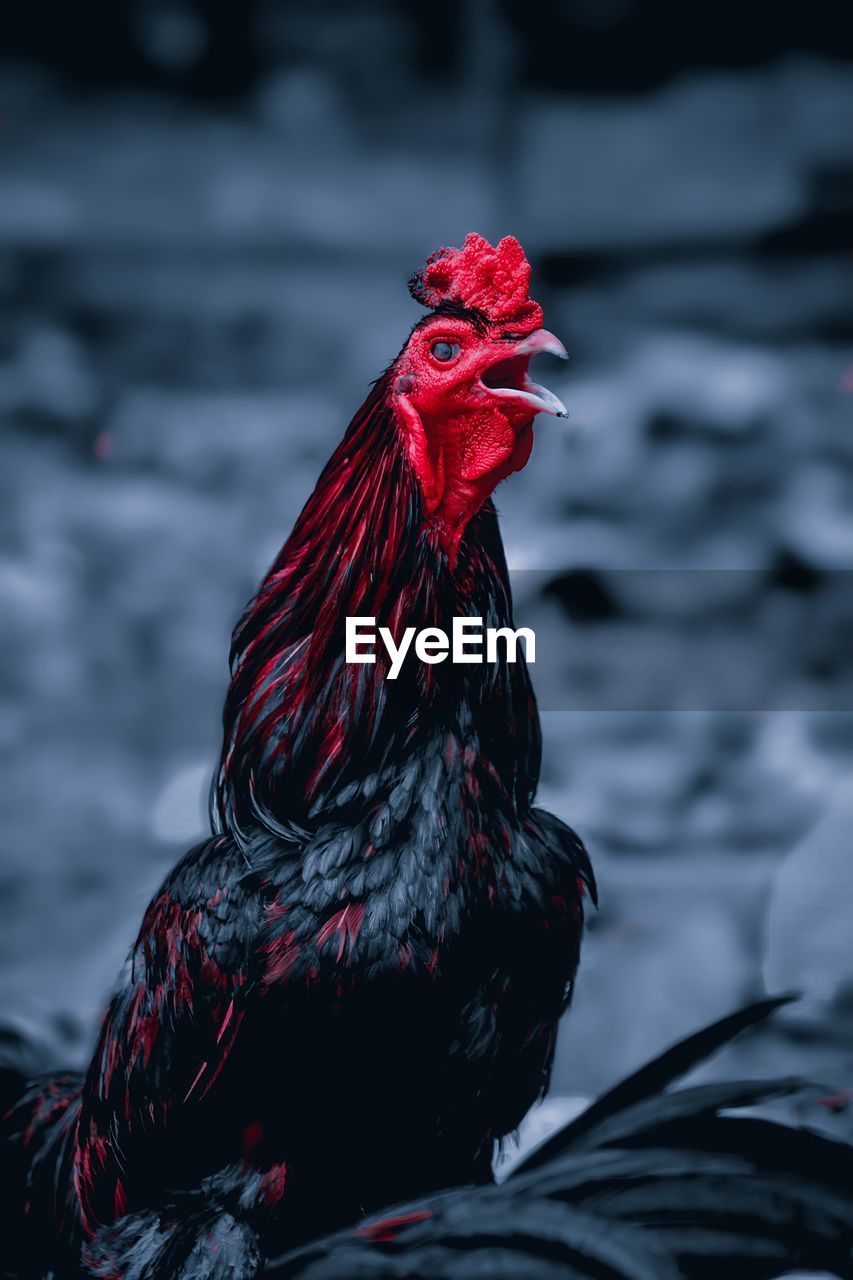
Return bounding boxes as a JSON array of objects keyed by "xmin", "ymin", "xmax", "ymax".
[{"xmin": 212, "ymin": 374, "xmax": 540, "ymax": 842}]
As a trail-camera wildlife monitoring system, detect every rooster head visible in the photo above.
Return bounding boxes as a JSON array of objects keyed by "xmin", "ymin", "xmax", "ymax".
[{"xmin": 393, "ymin": 233, "xmax": 567, "ymax": 551}]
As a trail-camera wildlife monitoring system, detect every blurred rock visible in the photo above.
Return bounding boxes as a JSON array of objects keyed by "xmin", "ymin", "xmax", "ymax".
[
  {"xmin": 0, "ymin": 326, "xmax": 98, "ymax": 424},
  {"xmin": 150, "ymin": 760, "xmax": 209, "ymax": 844},
  {"xmin": 521, "ymin": 62, "xmax": 853, "ymax": 249},
  {"xmin": 783, "ymin": 464, "xmax": 853, "ymax": 568},
  {"xmin": 764, "ymin": 782, "xmax": 853, "ymax": 1025}
]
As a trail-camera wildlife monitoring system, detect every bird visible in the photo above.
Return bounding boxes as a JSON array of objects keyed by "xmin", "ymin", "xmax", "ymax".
[
  {"xmin": 2, "ymin": 234, "xmax": 596, "ymax": 1278},
  {"xmin": 4, "ymin": 235, "xmax": 852, "ymax": 1280}
]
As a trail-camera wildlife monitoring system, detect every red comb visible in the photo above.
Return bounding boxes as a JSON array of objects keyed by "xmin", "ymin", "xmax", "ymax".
[{"xmin": 409, "ymin": 233, "xmax": 542, "ymax": 329}]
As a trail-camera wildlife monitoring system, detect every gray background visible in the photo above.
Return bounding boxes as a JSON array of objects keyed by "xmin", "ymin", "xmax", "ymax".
[{"xmin": 1, "ymin": 1, "xmax": 852, "ymax": 1128}]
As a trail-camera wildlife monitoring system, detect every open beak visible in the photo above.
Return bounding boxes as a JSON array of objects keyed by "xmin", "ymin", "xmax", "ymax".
[{"xmin": 479, "ymin": 329, "xmax": 569, "ymax": 418}]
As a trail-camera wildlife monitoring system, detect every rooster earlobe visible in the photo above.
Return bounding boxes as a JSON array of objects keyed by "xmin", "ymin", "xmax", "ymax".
[{"xmin": 394, "ymin": 386, "xmax": 445, "ymax": 515}]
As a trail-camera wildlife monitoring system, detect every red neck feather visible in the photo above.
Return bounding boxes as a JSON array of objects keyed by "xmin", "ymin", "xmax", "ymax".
[{"xmin": 212, "ymin": 373, "xmax": 539, "ymax": 840}]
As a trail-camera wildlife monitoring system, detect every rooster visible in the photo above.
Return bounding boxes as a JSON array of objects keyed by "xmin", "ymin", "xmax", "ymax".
[
  {"xmin": 3, "ymin": 235, "xmax": 595, "ymax": 1277},
  {"xmin": 4, "ymin": 236, "xmax": 852, "ymax": 1280}
]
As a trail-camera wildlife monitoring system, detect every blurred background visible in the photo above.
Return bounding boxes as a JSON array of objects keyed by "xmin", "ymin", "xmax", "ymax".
[{"xmin": 1, "ymin": 0, "xmax": 852, "ymax": 1130}]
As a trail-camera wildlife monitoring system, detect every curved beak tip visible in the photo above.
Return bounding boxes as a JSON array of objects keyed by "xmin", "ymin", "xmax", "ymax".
[{"xmin": 514, "ymin": 329, "xmax": 569, "ymax": 360}]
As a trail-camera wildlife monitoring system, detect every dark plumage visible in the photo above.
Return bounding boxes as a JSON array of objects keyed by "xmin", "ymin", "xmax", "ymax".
[
  {"xmin": 265, "ymin": 1000, "xmax": 853, "ymax": 1280},
  {"xmin": 2, "ymin": 238, "xmax": 593, "ymax": 1276},
  {"xmin": 3, "ymin": 236, "xmax": 852, "ymax": 1279}
]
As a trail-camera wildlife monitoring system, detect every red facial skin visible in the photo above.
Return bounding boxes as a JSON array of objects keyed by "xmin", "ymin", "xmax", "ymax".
[{"xmin": 391, "ymin": 314, "xmax": 566, "ymax": 559}]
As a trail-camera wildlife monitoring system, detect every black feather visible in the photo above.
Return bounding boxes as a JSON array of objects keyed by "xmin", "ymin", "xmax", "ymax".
[
  {"xmin": 514, "ymin": 996, "xmax": 797, "ymax": 1174},
  {"xmin": 265, "ymin": 1001, "xmax": 853, "ymax": 1280}
]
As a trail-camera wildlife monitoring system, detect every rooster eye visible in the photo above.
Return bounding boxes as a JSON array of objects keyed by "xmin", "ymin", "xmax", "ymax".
[{"xmin": 430, "ymin": 340, "xmax": 461, "ymax": 363}]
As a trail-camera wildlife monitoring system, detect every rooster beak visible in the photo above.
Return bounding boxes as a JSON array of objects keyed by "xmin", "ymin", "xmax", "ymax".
[
  {"xmin": 479, "ymin": 329, "xmax": 569, "ymax": 418},
  {"xmin": 511, "ymin": 329, "xmax": 568, "ymax": 361}
]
